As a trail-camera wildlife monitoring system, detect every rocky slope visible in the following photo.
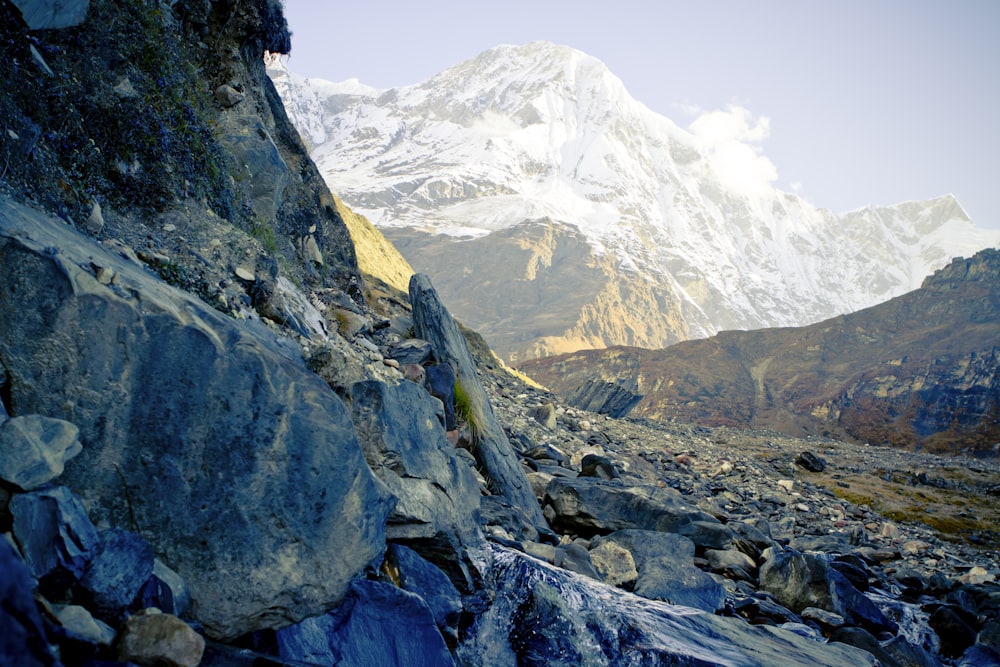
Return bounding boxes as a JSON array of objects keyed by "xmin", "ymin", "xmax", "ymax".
[
  {"xmin": 521, "ymin": 249, "xmax": 1000, "ymax": 456},
  {"xmin": 267, "ymin": 44, "xmax": 1000, "ymax": 362},
  {"xmin": 2, "ymin": 3, "xmax": 999, "ymax": 667}
]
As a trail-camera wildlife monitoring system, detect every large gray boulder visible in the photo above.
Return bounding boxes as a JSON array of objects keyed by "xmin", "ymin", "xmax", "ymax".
[
  {"xmin": 543, "ymin": 477, "xmax": 718, "ymax": 536},
  {"xmin": 0, "ymin": 198, "xmax": 394, "ymax": 640},
  {"xmin": 408, "ymin": 273, "xmax": 545, "ymax": 529}
]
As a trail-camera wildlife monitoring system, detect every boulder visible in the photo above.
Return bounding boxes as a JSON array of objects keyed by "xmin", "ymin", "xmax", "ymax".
[
  {"xmin": 795, "ymin": 451, "xmax": 827, "ymax": 473},
  {"xmin": 633, "ymin": 557, "xmax": 726, "ymax": 612},
  {"xmin": 543, "ymin": 477, "xmax": 717, "ymax": 536},
  {"xmin": 528, "ymin": 403, "xmax": 557, "ymax": 430},
  {"xmin": 578, "ymin": 453, "xmax": 618, "ymax": 480},
  {"xmin": 79, "ymin": 528, "xmax": 154, "ymax": 618},
  {"xmin": 759, "ymin": 547, "xmax": 897, "ymax": 635},
  {"xmin": 386, "ymin": 544, "xmax": 463, "ymax": 642},
  {"xmin": 215, "ymin": 115, "xmax": 289, "ymax": 223},
  {"xmin": 705, "ymin": 548, "xmax": 757, "ymax": 581},
  {"xmin": 553, "ymin": 543, "xmax": 600, "ymax": 580},
  {"xmin": 588, "ymin": 540, "xmax": 637, "ymax": 588},
  {"xmin": 0, "ymin": 202, "xmax": 394, "ymax": 640},
  {"xmin": 0, "ymin": 415, "xmax": 81, "ymax": 490},
  {"xmin": 387, "ymin": 339, "xmax": 434, "ymax": 366},
  {"xmin": 117, "ymin": 608, "xmax": 205, "ymax": 667},
  {"xmin": 677, "ymin": 520, "xmax": 734, "ymax": 551},
  {"xmin": 276, "ymin": 579, "xmax": 455, "ymax": 667},
  {"xmin": 929, "ymin": 605, "xmax": 978, "ymax": 658},
  {"xmin": 10, "ymin": 485, "xmax": 99, "ymax": 591},
  {"xmin": 409, "ymin": 273, "xmax": 545, "ymax": 528},
  {"xmin": 0, "ymin": 537, "xmax": 60, "ymax": 667},
  {"xmin": 565, "ymin": 379, "xmax": 643, "ymax": 419},
  {"xmin": 592, "ymin": 530, "xmax": 724, "ymax": 612},
  {"xmin": 350, "ymin": 379, "xmax": 481, "ymax": 554}
]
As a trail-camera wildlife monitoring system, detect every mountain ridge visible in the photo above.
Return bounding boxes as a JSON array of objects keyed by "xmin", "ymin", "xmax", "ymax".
[
  {"xmin": 520, "ymin": 248, "xmax": 1000, "ymax": 455},
  {"xmin": 268, "ymin": 43, "xmax": 1000, "ymax": 362}
]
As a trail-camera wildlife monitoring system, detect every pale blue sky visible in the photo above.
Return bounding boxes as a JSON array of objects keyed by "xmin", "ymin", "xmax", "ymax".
[{"xmin": 281, "ymin": 0, "xmax": 1000, "ymax": 229}]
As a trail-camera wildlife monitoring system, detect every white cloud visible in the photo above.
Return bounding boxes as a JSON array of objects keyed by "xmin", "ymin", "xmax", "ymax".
[{"xmin": 687, "ymin": 104, "xmax": 778, "ymax": 198}]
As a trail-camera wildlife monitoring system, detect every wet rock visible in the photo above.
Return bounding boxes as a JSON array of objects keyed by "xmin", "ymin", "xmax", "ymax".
[
  {"xmin": 276, "ymin": 579, "xmax": 455, "ymax": 667},
  {"xmin": 410, "ymin": 273, "xmax": 544, "ymax": 528},
  {"xmin": 543, "ymin": 477, "xmax": 716, "ymax": 536},
  {"xmin": 795, "ymin": 451, "xmax": 827, "ymax": 473},
  {"xmin": 0, "ymin": 537, "xmax": 60, "ymax": 667},
  {"xmin": 386, "ymin": 543, "xmax": 462, "ymax": 643},
  {"xmin": 0, "ymin": 415, "xmax": 81, "ymax": 490},
  {"xmin": 351, "ymin": 379, "xmax": 481, "ymax": 556},
  {"xmin": 79, "ymin": 528, "xmax": 154, "ymax": 618},
  {"xmin": 457, "ymin": 545, "xmax": 876, "ymax": 666},
  {"xmin": 0, "ymin": 206, "xmax": 393, "ymax": 639},
  {"xmin": 117, "ymin": 608, "xmax": 205, "ymax": 667},
  {"xmin": 10, "ymin": 485, "xmax": 99, "ymax": 592}
]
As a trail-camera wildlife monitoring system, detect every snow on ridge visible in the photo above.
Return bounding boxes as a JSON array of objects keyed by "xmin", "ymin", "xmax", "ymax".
[{"xmin": 268, "ymin": 42, "xmax": 1000, "ymax": 335}]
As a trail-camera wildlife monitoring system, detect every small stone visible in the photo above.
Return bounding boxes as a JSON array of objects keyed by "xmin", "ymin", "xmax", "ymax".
[
  {"xmin": 214, "ymin": 84, "xmax": 245, "ymax": 108},
  {"xmin": 80, "ymin": 528, "xmax": 155, "ymax": 616},
  {"xmin": 529, "ymin": 403, "xmax": 557, "ymax": 429},
  {"xmin": 94, "ymin": 265, "xmax": 115, "ymax": 285},
  {"xmin": 777, "ymin": 479, "xmax": 794, "ymax": 493},
  {"xmin": 801, "ymin": 606, "xmax": 845, "ymax": 629},
  {"xmin": 113, "ymin": 77, "xmax": 139, "ymax": 99},
  {"xmin": 959, "ymin": 566, "xmax": 996, "ymax": 585},
  {"xmin": 85, "ymin": 200, "xmax": 104, "ymax": 235},
  {"xmin": 901, "ymin": 540, "xmax": 931, "ymax": 557},
  {"xmin": 578, "ymin": 419, "xmax": 592, "ymax": 431},
  {"xmin": 53, "ymin": 604, "xmax": 116, "ymax": 646},
  {"xmin": 0, "ymin": 415, "xmax": 82, "ymax": 490},
  {"xmin": 10, "ymin": 485, "xmax": 100, "ymax": 586},
  {"xmin": 234, "ymin": 266, "xmax": 255, "ymax": 281},
  {"xmin": 383, "ymin": 358, "xmax": 400, "ymax": 369},
  {"xmin": 117, "ymin": 608, "xmax": 205, "ymax": 667},
  {"xmin": 794, "ymin": 503, "xmax": 810, "ymax": 512}
]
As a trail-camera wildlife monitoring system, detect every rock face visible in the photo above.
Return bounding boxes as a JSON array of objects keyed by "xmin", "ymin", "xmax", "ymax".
[
  {"xmin": 350, "ymin": 379, "xmax": 482, "ymax": 553},
  {"xmin": 0, "ymin": 199, "xmax": 394, "ymax": 639},
  {"xmin": 409, "ymin": 273, "xmax": 546, "ymax": 529},
  {"xmin": 522, "ymin": 249, "xmax": 1000, "ymax": 455}
]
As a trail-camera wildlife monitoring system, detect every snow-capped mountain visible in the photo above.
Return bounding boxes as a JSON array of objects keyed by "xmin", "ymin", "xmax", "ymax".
[{"xmin": 266, "ymin": 44, "xmax": 1000, "ymax": 362}]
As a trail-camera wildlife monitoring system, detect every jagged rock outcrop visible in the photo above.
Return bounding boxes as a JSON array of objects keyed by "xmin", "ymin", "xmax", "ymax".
[
  {"xmin": 0, "ymin": 199, "xmax": 394, "ymax": 639},
  {"xmin": 565, "ymin": 379, "xmax": 643, "ymax": 418},
  {"xmin": 521, "ymin": 248, "xmax": 1000, "ymax": 455},
  {"xmin": 409, "ymin": 273, "xmax": 547, "ymax": 530}
]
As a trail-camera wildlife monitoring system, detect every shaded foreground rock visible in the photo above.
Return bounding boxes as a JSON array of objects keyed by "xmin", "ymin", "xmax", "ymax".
[
  {"xmin": 0, "ymin": 200, "xmax": 394, "ymax": 639},
  {"xmin": 456, "ymin": 545, "xmax": 877, "ymax": 666},
  {"xmin": 276, "ymin": 579, "xmax": 455, "ymax": 667},
  {"xmin": 0, "ymin": 537, "xmax": 60, "ymax": 667}
]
